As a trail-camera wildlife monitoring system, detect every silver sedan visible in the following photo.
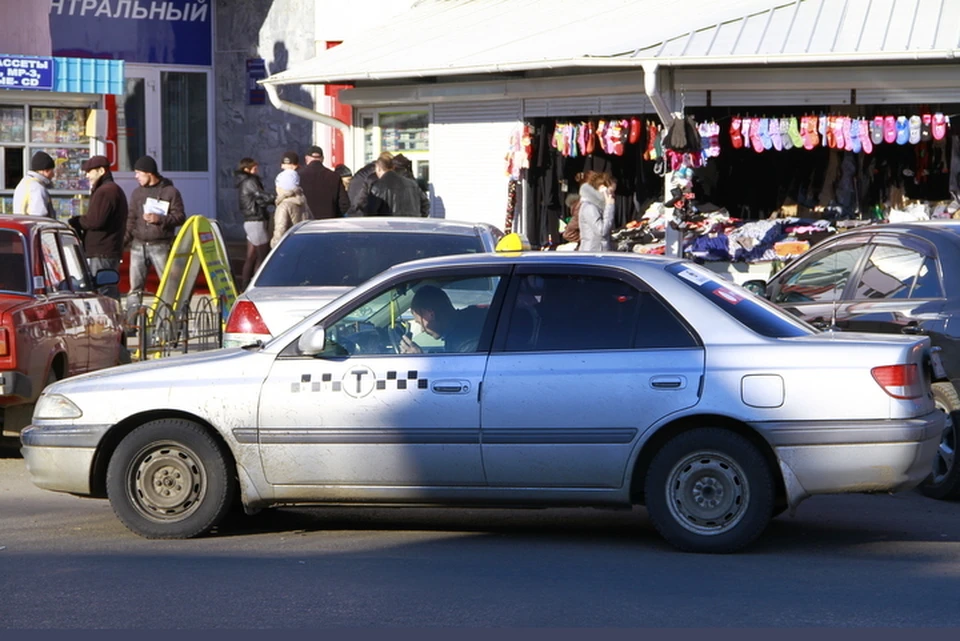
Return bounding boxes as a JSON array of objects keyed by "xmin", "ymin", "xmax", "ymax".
[{"xmin": 21, "ymin": 252, "xmax": 944, "ymax": 553}]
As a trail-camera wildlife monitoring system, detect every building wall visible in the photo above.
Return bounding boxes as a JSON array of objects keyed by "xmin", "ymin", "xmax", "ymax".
[
  {"xmin": 214, "ymin": 0, "xmax": 317, "ymax": 239},
  {"xmin": 2, "ymin": 0, "xmax": 53, "ymax": 56}
]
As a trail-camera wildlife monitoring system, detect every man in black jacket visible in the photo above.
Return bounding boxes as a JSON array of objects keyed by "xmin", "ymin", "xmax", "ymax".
[
  {"xmin": 299, "ymin": 145, "xmax": 349, "ymax": 219},
  {"xmin": 346, "ymin": 151, "xmax": 392, "ymax": 216},
  {"xmin": 73, "ymin": 156, "xmax": 128, "ymax": 276},
  {"xmin": 369, "ymin": 156, "xmax": 430, "ymax": 217},
  {"xmin": 124, "ymin": 155, "xmax": 186, "ymax": 315}
]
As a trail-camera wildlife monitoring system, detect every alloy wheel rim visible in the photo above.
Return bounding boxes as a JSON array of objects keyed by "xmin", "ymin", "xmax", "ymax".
[
  {"xmin": 931, "ymin": 401, "xmax": 957, "ymax": 486},
  {"xmin": 665, "ymin": 451, "xmax": 750, "ymax": 536},
  {"xmin": 128, "ymin": 442, "xmax": 206, "ymax": 522}
]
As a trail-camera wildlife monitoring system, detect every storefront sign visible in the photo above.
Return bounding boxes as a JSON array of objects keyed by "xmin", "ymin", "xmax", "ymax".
[
  {"xmin": 50, "ymin": 0, "xmax": 212, "ymax": 66},
  {"xmin": 0, "ymin": 55, "xmax": 55, "ymax": 90},
  {"xmin": 246, "ymin": 59, "xmax": 266, "ymax": 106}
]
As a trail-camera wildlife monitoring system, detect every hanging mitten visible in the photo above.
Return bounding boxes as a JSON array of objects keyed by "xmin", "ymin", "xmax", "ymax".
[
  {"xmin": 586, "ymin": 121, "xmax": 595, "ymax": 154},
  {"xmin": 628, "ymin": 116, "xmax": 641, "ymax": 144}
]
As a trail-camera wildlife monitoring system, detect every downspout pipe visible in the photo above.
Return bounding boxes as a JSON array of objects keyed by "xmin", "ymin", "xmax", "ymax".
[
  {"xmin": 263, "ymin": 82, "xmax": 351, "ymax": 134},
  {"xmin": 642, "ymin": 62, "xmax": 674, "ymax": 128}
]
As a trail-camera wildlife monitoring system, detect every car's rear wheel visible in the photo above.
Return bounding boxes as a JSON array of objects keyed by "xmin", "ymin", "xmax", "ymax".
[
  {"xmin": 645, "ymin": 428, "xmax": 774, "ymax": 553},
  {"xmin": 918, "ymin": 382, "xmax": 960, "ymax": 500},
  {"xmin": 106, "ymin": 419, "xmax": 235, "ymax": 538}
]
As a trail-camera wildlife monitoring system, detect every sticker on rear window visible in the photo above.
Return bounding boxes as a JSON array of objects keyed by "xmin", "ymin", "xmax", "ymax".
[
  {"xmin": 712, "ymin": 287, "xmax": 743, "ymax": 305},
  {"xmin": 676, "ymin": 269, "xmax": 711, "ymax": 286}
]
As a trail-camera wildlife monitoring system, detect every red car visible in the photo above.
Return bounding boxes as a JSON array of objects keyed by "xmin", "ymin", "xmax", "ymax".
[{"xmin": 0, "ymin": 215, "xmax": 124, "ymax": 444}]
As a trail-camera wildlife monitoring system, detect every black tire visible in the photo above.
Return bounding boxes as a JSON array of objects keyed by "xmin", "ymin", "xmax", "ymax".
[
  {"xmin": 644, "ymin": 428, "xmax": 775, "ymax": 553},
  {"xmin": 106, "ymin": 419, "xmax": 235, "ymax": 539},
  {"xmin": 918, "ymin": 382, "xmax": 960, "ymax": 500}
]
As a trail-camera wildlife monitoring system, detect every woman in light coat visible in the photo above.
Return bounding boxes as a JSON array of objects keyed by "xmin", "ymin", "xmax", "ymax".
[
  {"xmin": 577, "ymin": 171, "xmax": 616, "ymax": 252},
  {"xmin": 271, "ymin": 169, "xmax": 309, "ymax": 248}
]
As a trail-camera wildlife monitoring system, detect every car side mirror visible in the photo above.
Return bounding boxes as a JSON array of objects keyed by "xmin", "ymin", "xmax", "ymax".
[
  {"xmin": 95, "ymin": 269, "xmax": 120, "ymax": 287},
  {"xmin": 742, "ymin": 279, "xmax": 769, "ymax": 298},
  {"xmin": 297, "ymin": 326, "xmax": 326, "ymax": 356}
]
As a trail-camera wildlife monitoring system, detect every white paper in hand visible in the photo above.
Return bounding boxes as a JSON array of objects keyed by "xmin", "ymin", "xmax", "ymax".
[{"xmin": 144, "ymin": 197, "xmax": 170, "ymax": 216}]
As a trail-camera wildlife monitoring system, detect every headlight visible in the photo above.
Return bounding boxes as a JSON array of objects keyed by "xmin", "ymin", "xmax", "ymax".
[{"xmin": 33, "ymin": 394, "xmax": 83, "ymax": 420}]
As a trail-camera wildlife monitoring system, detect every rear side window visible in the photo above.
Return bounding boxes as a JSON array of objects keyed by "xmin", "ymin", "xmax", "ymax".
[
  {"xmin": 0, "ymin": 229, "xmax": 28, "ymax": 293},
  {"xmin": 666, "ymin": 263, "xmax": 815, "ymax": 338},
  {"xmin": 256, "ymin": 232, "xmax": 484, "ymax": 287},
  {"xmin": 854, "ymin": 244, "xmax": 943, "ymax": 300}
]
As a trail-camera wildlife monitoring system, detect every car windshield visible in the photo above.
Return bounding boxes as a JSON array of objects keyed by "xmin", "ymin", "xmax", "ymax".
[
  {"xmin": 0, "ymin": 230, "xmax": 29, "ymax": 294},
  {"xmin": 665, "ymin": 262, "xmax": 816, "ymax": 338},
  {"xmin": 255, "ymin": 231, "xmax": 485, "ymax": 288}
]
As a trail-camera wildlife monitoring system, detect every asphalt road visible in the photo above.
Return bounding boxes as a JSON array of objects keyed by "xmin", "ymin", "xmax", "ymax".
[{"xmin": 2, "ymin": 451, "xmax": 960, "ymax": 628}]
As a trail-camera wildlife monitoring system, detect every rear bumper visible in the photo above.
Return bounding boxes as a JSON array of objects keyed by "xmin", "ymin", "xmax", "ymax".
[
  {"xmin": 0, "ymin": 370, "xmax": 32, "ymax": 400},
  {"xmin": 751, "ymin": 411, "xmax": 944, "ymax": 503}
]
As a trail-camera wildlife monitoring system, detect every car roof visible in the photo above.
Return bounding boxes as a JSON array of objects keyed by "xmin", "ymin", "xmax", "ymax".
[
  {"xmin": 382, "ymin": 250, "xmax": 686, "ymax": 273},
  {"xmin": 290, "ymin": 217, "xmax": 498, "ymax": 236},
  {"xmin": 0, "ymin": 214, "xmax": 69, "ymax": 234}
]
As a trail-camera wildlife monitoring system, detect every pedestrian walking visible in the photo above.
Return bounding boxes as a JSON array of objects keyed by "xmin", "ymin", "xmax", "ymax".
[
  {"xmin": 299, "ymin": 145, "xmax": 349, "ymax": 219},
  {"xmin": 235, "ymin": 157, "xmax": 273, "ymax": 290},
  {"xmin": 71, "ymin": 155, "xmax": 128, "ymax": 296},
  {"xmin": 13, "ymin": 151, "xmax": 56, "ymax": 218},
  {"xmin": 124, "ymin": 155, "xmax": 186, "ymax": 320}
]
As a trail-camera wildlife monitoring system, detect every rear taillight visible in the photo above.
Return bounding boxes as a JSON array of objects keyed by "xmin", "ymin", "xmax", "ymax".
[
  {"xmin": 871, "ymin": 364, "xmax": 923, "ymax": 399},
  {"xmin": 224, "ymin": 300, "xmax": 270, "ymax": 335},
  {"xmin": 0, "ymin": 328, "xmax": 8, "ymax": 356}
]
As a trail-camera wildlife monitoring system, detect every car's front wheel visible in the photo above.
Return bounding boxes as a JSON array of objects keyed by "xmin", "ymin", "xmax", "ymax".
[
  {"xmin": 918, "ymin": 382, "xmax": 960, "ymax": 500},
  {"xmin": 644, "ymin": 428, "xmax": 775, "ymax": 553},
  {"xmin": 106, "ymin": 419, "xmax": 235, "ymax": 538}
]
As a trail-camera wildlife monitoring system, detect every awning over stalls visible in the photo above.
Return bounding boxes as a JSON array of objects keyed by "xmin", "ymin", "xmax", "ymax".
[{"xmin": 261, "ymin": 0, "xmax": 960, "ymax": 88}]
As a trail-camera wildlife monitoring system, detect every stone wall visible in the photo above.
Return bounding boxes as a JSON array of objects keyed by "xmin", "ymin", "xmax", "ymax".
[{"xmin": 214, "ymin": 0, "xmax": 317, "ymax": 239}]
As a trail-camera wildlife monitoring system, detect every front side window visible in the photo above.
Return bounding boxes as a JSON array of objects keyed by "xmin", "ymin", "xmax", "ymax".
[
  {"xmin": 775, "ymin": 245, "xmax": 868, "ymax": 303},
  {"xmin": 39, "ymin": 232, "xmax": 67, "ymax": 292},
  {"xmin": 59, "ymin": 233, "xmax": 92, "ymax": 292},
  {"xmin": 320, "ymin": 274, "xmax": 503, "ymax": 357},
  {"xmin": 256, "ymin": 232, "xmax": 485, "ymax": 288}
]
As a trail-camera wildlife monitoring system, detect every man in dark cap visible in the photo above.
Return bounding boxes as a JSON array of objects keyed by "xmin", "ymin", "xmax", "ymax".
[
  {"xmin": 124, "ymin": 155, "xmax": 186, "ymax": 318},
  {"xmin": 298, "ymin": 145, "xmax": 349, "ymax": 219},
  {"xmin": 70, "ymin": 156, "xmax": 128, "ymax": 292},
  {"xmin": 13, "ymin": 151, "xmax": 56, "ymax": 217}
]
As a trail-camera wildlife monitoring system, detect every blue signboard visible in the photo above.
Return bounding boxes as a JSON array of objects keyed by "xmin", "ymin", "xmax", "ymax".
[
  {"xmin": 246, "ymin": 59, "xmax": 266, "ymax": 106},
  {"xmin": 0, "ymin": 55, "xmax": 56, "ymax": 90},
  {"xmin": 49, "ymin": 0, "xmax": 212, "ymax": 67}
]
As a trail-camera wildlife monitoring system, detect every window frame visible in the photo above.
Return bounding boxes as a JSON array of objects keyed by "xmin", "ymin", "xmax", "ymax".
[{"xmin": 490, "ymin": 264, "xmax": 702, "ymax": 354}]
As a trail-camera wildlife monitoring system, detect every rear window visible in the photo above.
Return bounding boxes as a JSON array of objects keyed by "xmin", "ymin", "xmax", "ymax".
[
  {"xmin": 665, "ymin": 262, "xmax": 815, "ymax": 338},
  {"xmin": 255, "ymin": 231, "xmax": 485, "ymax": 287},
  {"xmin": 0, "ymin": 229, "xmax": 28, "ymax": 293}
]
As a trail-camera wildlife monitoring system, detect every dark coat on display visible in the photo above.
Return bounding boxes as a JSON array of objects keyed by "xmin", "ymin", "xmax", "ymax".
[
  {"xmin": 299, "ymin": 161, "xmax": 350, "ymax": 219},
  {"xmin": 236, "ymin": 172, "xmax": 272, "ymax": 222},
  {"xmin": 78, "ymin": 174, "xmax": 128, "ymax": 259}
]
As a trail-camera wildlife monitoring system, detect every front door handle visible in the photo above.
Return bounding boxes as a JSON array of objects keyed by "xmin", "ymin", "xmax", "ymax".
[
  {"xmin": 650, "ymin": 376, "xmax": 686, "ymax": 390},
  {"xmin": 431, "ymin": 379, "xmax": 471, "ymax": 394},
  {"xmin": 901, "ymin": 324, "xmax": 925, "ymax": 335}
]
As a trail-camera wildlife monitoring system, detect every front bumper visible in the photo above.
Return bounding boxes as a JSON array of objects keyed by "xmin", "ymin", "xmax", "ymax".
[
  {"xmin": 752, "ymin": 410, "xmax": 944, "ymax": 506},
  {"xmin": 20, "ymin": 423, "xmax": 112, "ymax": 495}
]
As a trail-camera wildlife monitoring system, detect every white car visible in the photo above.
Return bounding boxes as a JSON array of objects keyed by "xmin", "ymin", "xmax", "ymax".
[
  {"xmin": 22, "ymin": 252, "xmax": 943, "ymax": 553},
  {"xmin": 223, "ymin": 217, "xmax": 503, "ymax": 348}
]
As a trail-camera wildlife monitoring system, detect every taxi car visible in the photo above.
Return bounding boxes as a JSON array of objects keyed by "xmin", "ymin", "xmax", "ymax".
[
  {"xmin": 22, "ymin": 252, "xmax": 943, "ymax": 553},
  {"xmin": 1, "ymin": 215, "xmax": 123, "ymax": 443},
  {"xmin": 223, "ymin": 217, "xmax": 503, "ymax": 348}
]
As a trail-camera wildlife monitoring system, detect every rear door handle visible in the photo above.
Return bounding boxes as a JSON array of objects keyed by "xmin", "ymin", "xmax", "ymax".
[
  {"xmin": 431, "ymin": 379, "xmax": 471, "ymax": 394},
  {"xmin": 650, "ymin": 376, "xmax": 686, "ymax": 390}
]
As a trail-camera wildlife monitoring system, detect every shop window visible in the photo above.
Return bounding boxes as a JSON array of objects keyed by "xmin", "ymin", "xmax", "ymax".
[
  {"xmin": 0, "ymin": 107, "xmax": 25, "ymax": 143},
  {"xmin": 117, "ymin": 77, "xmax": 147, "ymax": 173},
  {"xmin": 379, "ymin": 112, "xmax": 429, "ymax": 153},
  {"xmin": 161, "ymin": 71, "xmax": 208, "ymax": 172},
  {"xmin": 775, "ymin": 245, "xmax": 868, "ymax": 304}
]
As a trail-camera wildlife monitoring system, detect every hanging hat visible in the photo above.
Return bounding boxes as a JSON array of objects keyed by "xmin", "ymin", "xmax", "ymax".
[{"xmin": 30, "ymin": 151, "xmax": 55, "ymax": 172}]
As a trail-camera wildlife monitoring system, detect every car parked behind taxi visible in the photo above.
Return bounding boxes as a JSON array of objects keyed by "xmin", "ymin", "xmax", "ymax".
[{"xmin": 0, "ymin": 215, "xmax": 124, "ymax": 445}]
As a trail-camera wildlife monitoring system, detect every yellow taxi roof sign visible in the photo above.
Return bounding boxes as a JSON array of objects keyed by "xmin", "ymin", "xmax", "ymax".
[{"xmin": 495, "ymin": 232, "xmax": 531, "ymax": 253}]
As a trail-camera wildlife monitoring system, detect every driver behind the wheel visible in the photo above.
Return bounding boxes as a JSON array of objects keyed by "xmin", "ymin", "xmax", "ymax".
[{"xmin": 399, "ymin": 285, "xmax": 486, "ymax": 354}]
